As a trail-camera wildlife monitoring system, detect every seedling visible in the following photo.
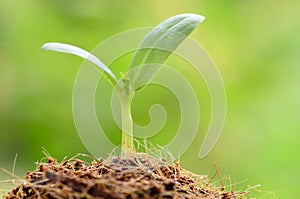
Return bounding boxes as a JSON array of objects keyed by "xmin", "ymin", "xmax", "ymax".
[
  {"xmin": 41, "ymin": 13, "xmax": 205, "ymax": 155},
  {"xmin": 6, "ymin": 14, "xmax": 250, "ymax": 199}
]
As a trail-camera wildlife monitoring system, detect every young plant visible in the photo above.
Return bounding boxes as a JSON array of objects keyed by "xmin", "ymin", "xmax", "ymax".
[{"xmin": 41, "ymin": 13, "xmax": 205, "ymax": 155}]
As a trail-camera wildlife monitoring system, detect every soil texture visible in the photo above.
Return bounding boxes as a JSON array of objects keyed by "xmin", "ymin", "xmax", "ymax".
[{"xmin": 5, "ymin": 154, "xmax": 238, "ymax": 199}]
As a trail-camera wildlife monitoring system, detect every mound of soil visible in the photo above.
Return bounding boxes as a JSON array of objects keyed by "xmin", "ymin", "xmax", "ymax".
[{"xmin": 5, "ymin": 154, "xmax": 237, "ymax": 199}]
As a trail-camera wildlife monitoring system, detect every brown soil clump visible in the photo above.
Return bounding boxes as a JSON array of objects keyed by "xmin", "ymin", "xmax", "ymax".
[{"xmin": 4, "ymin": 154, "xmax": 237, "ymax": 199}]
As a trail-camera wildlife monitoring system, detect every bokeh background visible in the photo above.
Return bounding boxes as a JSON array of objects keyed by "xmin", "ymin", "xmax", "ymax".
[{"xmin": 1, "ymin": 0, "xmax": 300, "ymax": 198}]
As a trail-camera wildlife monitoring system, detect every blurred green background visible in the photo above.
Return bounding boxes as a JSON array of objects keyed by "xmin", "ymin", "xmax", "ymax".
[{"xmin": 1, "ymin": 0, "xmax": 300, "ymax": 198}]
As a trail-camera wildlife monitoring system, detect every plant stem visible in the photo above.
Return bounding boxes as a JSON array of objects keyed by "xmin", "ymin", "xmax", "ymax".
[{"xmin": 117, "ymin": 85, "xmax": 135, "ymax": 155}]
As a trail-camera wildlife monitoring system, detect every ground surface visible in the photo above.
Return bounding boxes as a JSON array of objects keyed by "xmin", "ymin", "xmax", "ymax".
[{"xmin": 4, "ymin": 154, "xmax": 239, "ymax": 199}]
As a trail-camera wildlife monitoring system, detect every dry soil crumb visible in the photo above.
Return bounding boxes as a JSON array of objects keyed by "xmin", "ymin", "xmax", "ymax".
[{"xmin": 4, "ymin": 154, "xmax": 238, "ymax": 199}]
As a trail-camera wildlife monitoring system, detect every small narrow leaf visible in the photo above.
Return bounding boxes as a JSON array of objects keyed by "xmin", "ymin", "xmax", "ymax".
[
  {"xmin": 128, "ymin": 13, "xmax": 205, "ymax": 90},
  {"xmin": 41, "ymin": 42, "xmax": 118, "ymax": 85}
]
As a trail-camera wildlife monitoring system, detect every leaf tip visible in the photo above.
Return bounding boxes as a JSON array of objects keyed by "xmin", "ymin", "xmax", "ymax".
[
  {"xmin": 41, "ymin": 42, "xmax": 55, "ymax": 51},
  {"xmin": 41, "ymin": 43, "xmax": 48, "ymax": 51},
  {"xmin": 184, "ymin": 13, "xmax": 206, "ymax": 24}
]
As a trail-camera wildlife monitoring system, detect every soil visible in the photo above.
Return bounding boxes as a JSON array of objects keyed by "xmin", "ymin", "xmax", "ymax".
[{"xmin": 4, "ymin": 154, "xmax": 240, "ymax": 199}]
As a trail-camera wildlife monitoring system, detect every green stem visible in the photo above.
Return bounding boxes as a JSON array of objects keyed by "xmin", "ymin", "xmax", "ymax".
[{"xmin": 116, "ymin": 85, "xmax": 135, "ymax": 155}]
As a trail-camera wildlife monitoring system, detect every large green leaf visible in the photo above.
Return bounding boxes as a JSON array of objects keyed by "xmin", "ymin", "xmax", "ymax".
[
  {"xmin": 42, "ymin": 42, "xmax": 118, "ymax": 85},
  {"xmin": 128, "ymin": 13, "xmax": 205, "ymax": 90}
]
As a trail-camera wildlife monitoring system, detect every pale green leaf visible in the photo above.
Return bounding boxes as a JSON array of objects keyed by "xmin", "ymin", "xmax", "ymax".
[
  {"xmin": 41, "ymin": 42, "xmax": 118, "ymax": 85},
  {"xmin": 128, "ymin": 13, "xmax": 205, "ymax": 90}
]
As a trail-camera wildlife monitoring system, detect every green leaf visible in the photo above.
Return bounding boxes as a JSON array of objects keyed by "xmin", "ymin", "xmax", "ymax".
[
  {"xmin": 41, "ymin": 42, "xmax": 118, "ymax": 85},
  {"xmin": 128, "ymin": 13, "xmax": 205, "ymax": 90}
]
